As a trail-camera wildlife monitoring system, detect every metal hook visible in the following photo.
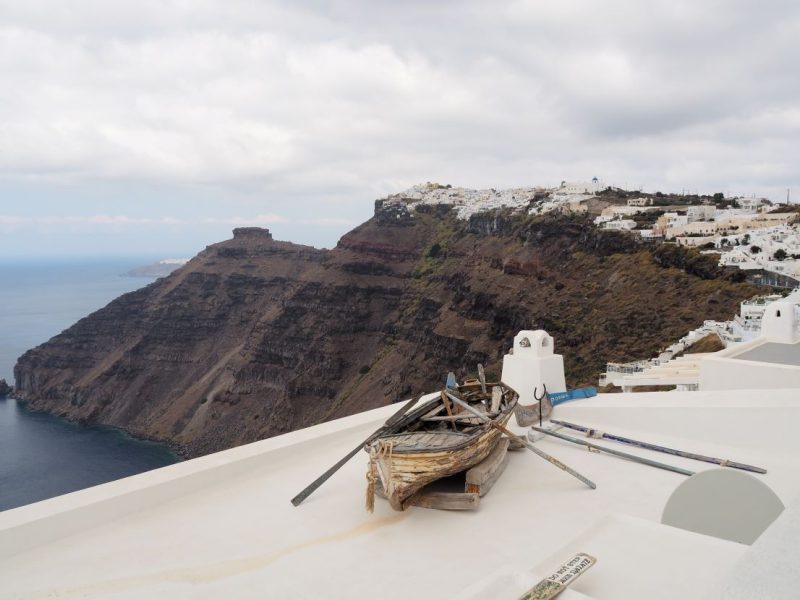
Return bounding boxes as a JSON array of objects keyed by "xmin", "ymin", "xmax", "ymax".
[{"xmin": 534, "ymin": 383, "xmax": 549, "ymax": 427}]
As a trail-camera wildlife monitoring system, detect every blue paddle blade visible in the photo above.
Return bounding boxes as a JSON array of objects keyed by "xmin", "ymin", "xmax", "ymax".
[
  {"xmin": 549, "ymin": 387, "xmax": 598, "ymax": 406},
  {"xmin": 446, "ymin": 372, "xmax": 457, "ymax": 390}
]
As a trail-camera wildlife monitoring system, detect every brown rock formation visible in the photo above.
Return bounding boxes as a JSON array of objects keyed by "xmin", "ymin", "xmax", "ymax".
[{"xmin": 14, "ymin": 208, "xmax": 760, "ymax": 457}]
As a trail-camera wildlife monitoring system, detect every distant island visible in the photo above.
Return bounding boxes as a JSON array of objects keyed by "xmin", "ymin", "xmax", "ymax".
[{"xmin": 125, "ymin": 258, "xmax": 189, "ymax": 279}]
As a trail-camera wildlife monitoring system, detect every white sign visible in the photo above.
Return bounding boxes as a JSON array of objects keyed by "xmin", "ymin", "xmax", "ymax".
[{"xmin": 517, "ymin": 553, "xmax": 597, "ymax": 600}]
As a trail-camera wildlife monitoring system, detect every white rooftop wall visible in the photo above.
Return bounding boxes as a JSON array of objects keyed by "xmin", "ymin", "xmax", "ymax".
[{"xmin": 2, "ymin": 389, "xmax": 799, "ymax": 599}]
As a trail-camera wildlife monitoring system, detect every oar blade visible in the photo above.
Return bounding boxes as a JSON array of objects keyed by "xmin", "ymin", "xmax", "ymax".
[{"xmin": 477, "ymin": 363, "xmax": 487, "ymax": 394}]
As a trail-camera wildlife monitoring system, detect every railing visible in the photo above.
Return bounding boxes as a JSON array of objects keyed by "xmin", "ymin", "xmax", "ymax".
[
  {"xmin": 604, "ymin": 360, "xmax": 653, "ymax": 375},
  {"xmin": 742, "ymin": 295, "xmax": 781, "ymax": 307},
  {"xmin": 733, "ymin": 315, "xmax": 762, "ymax": 331}
]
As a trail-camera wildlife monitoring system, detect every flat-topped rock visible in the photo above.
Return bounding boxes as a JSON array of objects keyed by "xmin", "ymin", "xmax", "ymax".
[{"xmin": 232, "ymin": 227, "xmax": 273, "ymax": 240}]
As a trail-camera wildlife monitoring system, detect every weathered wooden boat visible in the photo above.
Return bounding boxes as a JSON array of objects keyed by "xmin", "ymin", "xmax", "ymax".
[{"xmin": 365, "ymin": 378, "xmax": 519, "ymax": 511}]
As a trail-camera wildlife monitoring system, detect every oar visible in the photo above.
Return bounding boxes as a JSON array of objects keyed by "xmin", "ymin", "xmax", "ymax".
[
  {"xmin": 477, "ymin": 363, "xmax": 487, "ymax": 394},
  {"xmin": 530, "ymin": 426, "xmax": 694, "ymax": 477},
  {"xmin": 291, "ymin": 394, "xmax": 423, "ymax": 506},
  {"xmin": 444, "ymin": 391, "xmax": 596, "ymax": 490},
  {"xmin": 550, "ymin": 419, "xmax": 767, "ymax": 475}
]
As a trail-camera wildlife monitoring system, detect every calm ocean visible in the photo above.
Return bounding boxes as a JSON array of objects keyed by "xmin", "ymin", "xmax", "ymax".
[{"xmin": 0, "ymin": 259, "xmax": 179, "ymax": 511}]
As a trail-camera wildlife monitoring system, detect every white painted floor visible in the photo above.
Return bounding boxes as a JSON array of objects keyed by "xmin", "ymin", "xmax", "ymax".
[{"xmin": 2, "ymin": 389, "xmax": 799, "ymax": 599}]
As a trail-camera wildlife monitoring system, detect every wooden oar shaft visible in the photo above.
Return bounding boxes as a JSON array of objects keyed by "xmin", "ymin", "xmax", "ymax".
[
  {"xmin": 423, "ymin": 413, "xmax": 497, "ymax": 422},
  {"xmin": 444, "ymin": 391, "xmax": 596, "ymax": 490},
  {"xmin": 493, "ymin": 422, "xmax": 597, "ymax": 490},
  {"xmin": 550, "ymin": 419, "xmax": 767, "ymax": 475},
  {"xmin": 291, "ymin": 394, "xmax": 422, "ymax": 507},
  {"xmin": 291, "ymin": 443, "xmax": 366, "ymax": 507},
  {"xmin": 531, "ymin": 426, "xmax": 695, "ymax": 477}
]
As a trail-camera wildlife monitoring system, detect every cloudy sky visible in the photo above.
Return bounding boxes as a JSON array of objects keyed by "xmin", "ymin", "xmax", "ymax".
[{"xmin": 1, "ymin": 0, "xmax": 798, "ymax": 259}]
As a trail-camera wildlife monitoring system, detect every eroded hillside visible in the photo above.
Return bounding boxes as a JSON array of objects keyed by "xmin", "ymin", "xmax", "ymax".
[{"xmin": 14, "ymin": 206, "xmax": 759, "ymax": 456}]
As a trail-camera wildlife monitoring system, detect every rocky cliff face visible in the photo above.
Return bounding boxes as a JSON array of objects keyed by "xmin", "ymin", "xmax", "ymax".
[{"xmin": 14, "ymin": 207, "xmax": 759, "ymax": 457}]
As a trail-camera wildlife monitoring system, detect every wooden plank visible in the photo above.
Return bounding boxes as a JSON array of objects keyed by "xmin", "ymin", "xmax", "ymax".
[
  {"xmin": 422, "ymin": 413, "xmax": 498, "ymax": 422},
  {"xmin": 490, "ymin": 385, "xmax": 502, "ymax": 412},
  {"xmin": 404, "ymin": 491, "xmax": 480, "ymax": 511},
  {"xmin": 376, "ymin": 481, "xmax": 479, "ymax": 510},
  {"xmin": 465, "ymin": 438, "xmax": 510, "ymax": 496},
  {"xmin": 439, "ymin": 390, "xmax": 457, "ymax": 431}
]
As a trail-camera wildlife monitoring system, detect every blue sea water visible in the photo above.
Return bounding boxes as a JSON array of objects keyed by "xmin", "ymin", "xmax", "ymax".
[
  {"xmin": 0, "ymin": 259, "xmax": 179, "ymax": 511},
  {"xmin": 0, "ymin": 259, "xmax": 151, "ymax": 382}
]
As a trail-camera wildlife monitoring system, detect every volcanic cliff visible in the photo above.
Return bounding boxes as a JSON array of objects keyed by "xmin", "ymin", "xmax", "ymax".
[{"xmin": 14, "ymin": 202, "xmax": 760, "ymax": 457}]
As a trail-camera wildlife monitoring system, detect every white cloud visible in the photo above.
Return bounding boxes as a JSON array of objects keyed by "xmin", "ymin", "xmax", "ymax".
[
  {"xmin": 0, "ymin": 0, "xmax": 798, "ymax": 210},
  {"xmin": 306, "ymin": 217, "xmax": 356, "ymax": 227},
  {"xmin": 0, "ymin": 214, "xmax": 288, "ymax": 228},
  {"xmin": 203, "ymin": 214, "xmax": 288, "ymax": 225}
]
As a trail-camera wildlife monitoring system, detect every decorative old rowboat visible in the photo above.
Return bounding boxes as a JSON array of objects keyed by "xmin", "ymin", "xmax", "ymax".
[{"xmin": 365, "ymin": 378, "xmax": 519, "ymax": 511}]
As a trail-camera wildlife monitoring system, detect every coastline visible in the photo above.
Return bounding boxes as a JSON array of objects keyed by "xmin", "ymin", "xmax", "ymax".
[
  {"xmin": 0, "ymin": 395, "xmax": 181, "ymax": 511},
  {"xmin": 7, "ymin": 393, "xmax": 186, "ymax": 461}
]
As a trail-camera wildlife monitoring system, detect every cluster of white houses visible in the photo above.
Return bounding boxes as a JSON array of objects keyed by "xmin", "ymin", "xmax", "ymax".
[
  {"xmin": 716, "ymin": 224, "xmax": 800, "ymax": 281},
  {"xmin": 594, "ymin": 195, "xmax": 800, "ymax": 282},
  {"xmin": 384, "ymin": 182, "xmax": 800, "ymax": 283},
  {"xmin": 594, "ymin": 196, "xmax": 792, "ymax": 240},
  {"xmin": 382, "ymin": 179, "xmax": 604, "ymax": 220},
  {"xmin": 600, "ymin": 288, "xmax": 800, "ymax": 392}
]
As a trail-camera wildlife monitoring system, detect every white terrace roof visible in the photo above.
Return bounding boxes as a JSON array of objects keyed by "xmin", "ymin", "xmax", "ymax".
[
  {"xmin": 2, "ymin": 388, "xmax": 800, "ymax": 599},
  {"xmin": 606, "ymin": 354, "xmax": 706, "ymax": 388}
]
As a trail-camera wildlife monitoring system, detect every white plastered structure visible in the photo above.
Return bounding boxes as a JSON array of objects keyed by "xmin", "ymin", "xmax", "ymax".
[
  {"xmin": 2, "ymin": 385, "xmax": 800, "ymax": 599},
  {"xmin": 501, "ymin": 330, "xmax": 567, "ymax": 404},
  {"xmin": 760, "ymin": 300, "xmax": 798, "ymax": 344},
  {"xmin": 700, "ymin": 301, "xmax": 800, "ymax": 390}
]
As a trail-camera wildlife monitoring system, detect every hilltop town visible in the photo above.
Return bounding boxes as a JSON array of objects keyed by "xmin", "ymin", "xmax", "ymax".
[{"xmin": 385, "ymin": 180, "xmax": 799, "ymax": 287}]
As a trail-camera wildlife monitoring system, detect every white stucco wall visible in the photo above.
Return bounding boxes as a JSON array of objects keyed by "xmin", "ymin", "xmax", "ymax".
[
  {"xmin": 501, "ymin": 330, "xmax": 567, "ymax": 402},
  {"xmin": 700, "ymin": 357, "xmax": 800, "ymax": 390}
]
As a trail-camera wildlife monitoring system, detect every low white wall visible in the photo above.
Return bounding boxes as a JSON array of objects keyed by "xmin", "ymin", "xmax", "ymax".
[
  {"xmin": 0, "ymin": 398, "xmax": 415, "ymax": 558},
  {"xmin": 700, "ymin": 357, "xmax": 800, "ymax": 391}
]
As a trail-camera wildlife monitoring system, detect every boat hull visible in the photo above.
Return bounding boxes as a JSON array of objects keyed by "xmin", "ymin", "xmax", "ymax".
[{"xmin": 370, "ymin": 412, "xmax": 512, "ymax": 511}]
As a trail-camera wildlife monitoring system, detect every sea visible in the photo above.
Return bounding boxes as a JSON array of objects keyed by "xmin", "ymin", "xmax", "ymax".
[{"xmin": 0, "ymin": 259, "xmax": 179, "ymax": 512}]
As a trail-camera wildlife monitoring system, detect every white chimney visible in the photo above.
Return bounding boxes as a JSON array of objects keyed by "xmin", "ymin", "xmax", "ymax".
[{"xmin": 501, "ymin": 330, "xmax": 567, "ymax": 406}]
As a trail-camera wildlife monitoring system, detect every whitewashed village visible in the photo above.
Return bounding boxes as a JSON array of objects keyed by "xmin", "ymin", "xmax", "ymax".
[
  {"xmin": 2, "ymin": 181, "xmax": 800, "ymax": 599},
  {"xmin": 387, "ymin": 179, "xmax": 800, "ymax": 285}
]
